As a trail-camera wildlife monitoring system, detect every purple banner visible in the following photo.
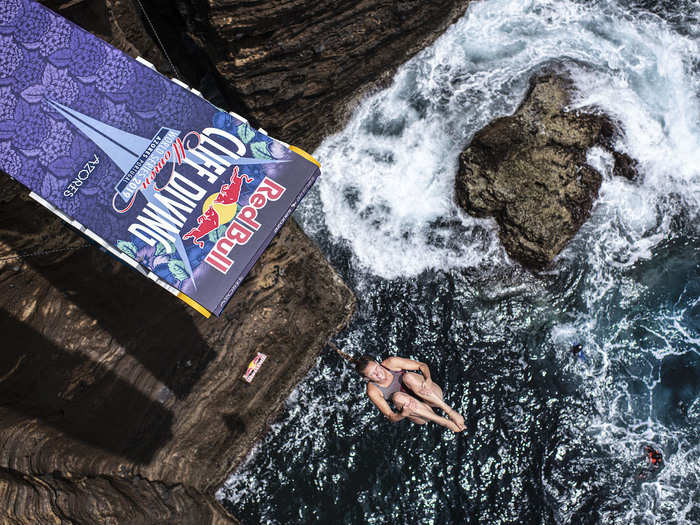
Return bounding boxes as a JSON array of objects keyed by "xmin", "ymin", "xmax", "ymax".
[{"xmin": 0, "ymin": 0, "xmax": 320, "ymax": 316}]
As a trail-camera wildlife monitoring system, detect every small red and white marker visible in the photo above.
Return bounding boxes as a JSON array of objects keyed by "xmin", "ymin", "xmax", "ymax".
[{"xmin": 243, "ymin": 352, "xmax": 267, "ymax": 383}]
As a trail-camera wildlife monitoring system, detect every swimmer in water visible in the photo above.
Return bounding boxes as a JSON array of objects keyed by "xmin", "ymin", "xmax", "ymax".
[
  {"xmin": 644, "ymin": 445, "xmax": 663, "ymax": 468},
  {"xmin": 638, "ymin": 445, "xmax": 664, "ymax": 479},
  {"xmin": 570, "ymin": 343, "xmax": 586, "ymax": 362}
]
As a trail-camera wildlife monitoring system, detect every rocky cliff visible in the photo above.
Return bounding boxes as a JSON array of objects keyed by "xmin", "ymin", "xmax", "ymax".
[
  {"xmin": 0, "ymin": 0, "xmax": 472, "ymax": 523},
  {"xmin": 455, "ymin": 72, "xmax": 637, "ymax": 269},
  {"xmin": 136, "ymin": 0, "xmax": 473, "ymax": 150}
]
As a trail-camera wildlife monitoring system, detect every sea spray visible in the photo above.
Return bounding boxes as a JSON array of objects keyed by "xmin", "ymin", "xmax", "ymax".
[{"xmin": 221, "ymin": 1, "xmax": 700, "ymax": 523}]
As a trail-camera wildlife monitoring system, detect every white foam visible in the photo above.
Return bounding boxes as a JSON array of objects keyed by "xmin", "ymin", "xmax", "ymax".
[
  {"xmin": 289, "ymin": 0, "xmax": 700, "ymax": 520},
  {"xmin": 297, "ymin": 0, "xmax": 700, "ymax": 281}
]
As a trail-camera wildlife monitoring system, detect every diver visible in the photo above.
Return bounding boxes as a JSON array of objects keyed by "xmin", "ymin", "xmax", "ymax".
[
  {"xmin": 570, "ymin": 343, "xmax": 586, "ymax": 362},
  {"xmin": 331, "ymin": 344, "xmax": 465, "ymax": 432},
  {"xmin": 357, "ymin": 356, "xmax": 466, "ymax": 432},
  {"xmin": 644, "ymin": 445, "xmax": 663, "ymax": 468}
]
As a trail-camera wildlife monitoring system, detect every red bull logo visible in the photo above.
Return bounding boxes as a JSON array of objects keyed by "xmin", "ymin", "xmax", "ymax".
[
  {"xmin": 205, "ymin": 176, "xmax": 287, "ymax": 274},
  {"xmin": 182, "ymin": 166, "xmax": 253, "ymax": 248},
  {"xmin": 215, "ymin": 166, "xmax": 253, "ymax": 206},
  {"xmin": 243, "ymin": 352, "xmax": 267, "ymax": 383}
]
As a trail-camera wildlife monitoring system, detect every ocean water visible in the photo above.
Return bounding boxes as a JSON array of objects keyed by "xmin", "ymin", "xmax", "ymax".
[{"xmin": 218, "ymin": 0, "xmax": 700, "ymax": 523}]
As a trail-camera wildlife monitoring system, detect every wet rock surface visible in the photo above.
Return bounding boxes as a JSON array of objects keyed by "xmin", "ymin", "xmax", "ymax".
[
  {"xmin": 0, "ymin": 0, "xmax": 472, "ymax": 523},
  {"xmin": 455, "ymin": 73, "xmax": 637, "ymax": 269}
]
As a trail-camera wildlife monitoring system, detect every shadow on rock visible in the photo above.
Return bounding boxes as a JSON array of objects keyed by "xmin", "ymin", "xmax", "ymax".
[
  {"xmin": 222, "ymin": 413, "xmax": 247, "ymax": 435},
  {"xmin": 0, "ymin": 176, "xmax": 216, "ymax": 400},
  {"xmin": 0, "ymin": 311, "xmax": 173, "ymax": 463}
]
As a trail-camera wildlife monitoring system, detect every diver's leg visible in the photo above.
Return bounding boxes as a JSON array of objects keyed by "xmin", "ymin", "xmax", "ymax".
[
  {"xmin": 402, "ymin": 372, "xmax": 465, "ymax": 430},
  {"xmin": 408, "ymin": 402, "xmax": 437, "ymax": 424},
  {"xmin": 392, "ymin": 392, "xmax": 461, "ymax": 432}
]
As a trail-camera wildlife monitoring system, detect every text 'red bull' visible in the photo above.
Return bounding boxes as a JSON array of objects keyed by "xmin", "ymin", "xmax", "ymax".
[
  {"xmin": 182, "ymin": 167, "xmax": 254, "ymax": 248},
  {"xmin": 205, "ymin": 177, "xmax": 286, "ymax": 274}
]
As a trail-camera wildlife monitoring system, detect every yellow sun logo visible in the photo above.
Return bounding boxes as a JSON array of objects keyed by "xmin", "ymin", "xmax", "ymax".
[{"xmin": 201, "ymin": 193, "xmax": 238, "ymax": 225}]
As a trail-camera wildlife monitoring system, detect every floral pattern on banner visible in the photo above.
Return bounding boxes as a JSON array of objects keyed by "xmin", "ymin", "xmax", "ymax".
[{"xmin": 0, "ymin": 0, "xmax": 296, "ymax": 301}]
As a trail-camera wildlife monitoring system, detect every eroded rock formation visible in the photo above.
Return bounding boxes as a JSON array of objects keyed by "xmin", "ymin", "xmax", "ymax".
[
  {"xmin": 135, "ymin": 0, "xmax": 474, "ymax": 150},
  {"xmin": 455, "ymin": 73, "xmax": 637, "ymax": 269},
  {"xmin": 0, "ymin": 190, "xmax": 354, "ymax": 524},
  {"xmin": 0, "ymin": 0, "xmax": 473, "ymax": 523},
  {"xmin": 0, "ymin": 466, "xmax": 231, "ymax": 525}
]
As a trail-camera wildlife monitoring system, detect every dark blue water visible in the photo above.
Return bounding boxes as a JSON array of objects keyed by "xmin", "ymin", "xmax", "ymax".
[{"xmin": 218, "ymin": 1, "xmax": 700, "ymax": 523}]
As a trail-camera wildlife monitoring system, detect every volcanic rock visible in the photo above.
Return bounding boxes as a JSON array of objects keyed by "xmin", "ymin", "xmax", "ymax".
[
  {"xmin": 455, "ymin": 73, "xmax": 637, "ymax": 269},
  {"xmin": 131, "ymin": 0, "xmax": 474, "ymax": 151}
]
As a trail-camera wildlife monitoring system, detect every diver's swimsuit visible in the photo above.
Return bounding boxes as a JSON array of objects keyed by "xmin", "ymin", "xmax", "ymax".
[{"xmin": 372, "ymin": 365, "xmax": 407, "ymax": 401}]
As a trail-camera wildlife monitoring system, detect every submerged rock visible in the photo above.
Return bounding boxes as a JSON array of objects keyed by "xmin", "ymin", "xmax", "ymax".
[{"xmin": 455, "ymin": 73, "xmax": 637, "ymax": 269}]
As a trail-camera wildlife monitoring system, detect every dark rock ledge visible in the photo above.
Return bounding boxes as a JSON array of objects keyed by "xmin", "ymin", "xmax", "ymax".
[
  {"xmin": 455, "ymin": 72, "xmax": 637, "ymax": 270},
  {"xmin": 0, "ymin": 0, "xmax": 473, "ymax": 523}
]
